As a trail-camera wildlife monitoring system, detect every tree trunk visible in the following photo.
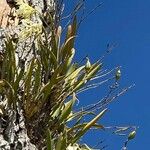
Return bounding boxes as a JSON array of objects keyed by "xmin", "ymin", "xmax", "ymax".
[{"xmin": 0, "ymin": 0, "xmax": 55, "ymax": 149}]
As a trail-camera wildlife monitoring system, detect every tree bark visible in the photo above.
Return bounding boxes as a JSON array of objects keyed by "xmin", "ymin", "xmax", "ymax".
[{"xmin": 0, "ymin": 0, "xmax": 55, "ymax": 149}]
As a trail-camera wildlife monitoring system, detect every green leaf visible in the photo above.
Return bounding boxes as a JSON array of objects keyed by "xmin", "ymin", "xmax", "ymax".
[
  {"xmin": 72, "ymin": 109, "xmax": 107, "ymax": 144},
  {"xmin": 65, "ymin": 66, "xmax": 85, "ymax": 83},
  {"xmin": 24, "ymin": 59, "xmax": 35, "ymax": 101},
  {"xmin": 46, "ymin": 129, "xmax": 53, "ymax": 150},
  {"xmin": 68, "ymin": 123, "xmax": 104, "ymax": 134},
  {"xmin": 55, "ymin": 134, "xmax": 63, "ymax": 150},
  {"xmin": 86, "ymin": 62, "xmax": 102, "ymax": 80},
  {"xmin": 4, "ymin": 38, "xmax": 17, "ymax": 83},
  {"xmin": 59, "ymin": 93, "xmax": 76, "ymax": 122},
  {"xmin": 14, "ymin": 68, "xmax": 24, "ymax": 94},
  {"xmin": 62, "ymin": 16, "xmax": 77, "ymax": 60},
  {"xmin": 61, "ymin": 48, "xmax": 76, "ymax": 74},
  {"xmin": 72, "ymin": 63, "xmax": 101, "ymax": 93},
  {"xmin": 65, "ymin": 16, "xmax": 77, "ymax": 50},
  {"xmin": 51, "ymin": 104, "xmax": 62, "ymax": 119},
  {"xmin": 35, "ymin": 81, "xmax": 52, "ymax": 102},
  {"xmin": 32, "ymin": 59, "xmax": 41, "ymax": 94},
  {"xmin": 61, "ymin": 36, "xmax": 76, "ymax": 61}
]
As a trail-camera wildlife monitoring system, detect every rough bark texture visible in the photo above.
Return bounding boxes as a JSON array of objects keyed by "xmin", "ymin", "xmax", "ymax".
[
  {"xmin": 0, "ymin": 0, "xmax": 12, "ymax": 28},
  {"xmin": 0, "ymin": 0, "xmax": 55, "ymax": 149}
]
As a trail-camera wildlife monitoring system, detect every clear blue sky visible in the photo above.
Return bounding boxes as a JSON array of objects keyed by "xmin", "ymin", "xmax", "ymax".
[{"xmin": 65, "ymin": 0, "xmax": 149, "ymax": 149}]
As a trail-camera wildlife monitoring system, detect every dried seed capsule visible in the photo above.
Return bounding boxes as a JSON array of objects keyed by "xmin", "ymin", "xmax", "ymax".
[
  {"xmin": 115, "ymin": 69, "xmax": 121, "ymax": 80},
  {"xmin": 128, "ymin": 130, "xmax": 136, "ymax": 140},
  {"xmin": 85, "ymin": 58, "xmax": 91, "ymax": 72}
]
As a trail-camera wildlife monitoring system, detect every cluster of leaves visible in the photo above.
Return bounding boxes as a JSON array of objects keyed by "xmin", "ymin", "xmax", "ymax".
[
  {"xmin": 0, "ymin": 15, "xmax": 106, "ymax": 149},
  {"xmin": 0, "ymin": 1, "xmax": 136, "ymax": 150}
]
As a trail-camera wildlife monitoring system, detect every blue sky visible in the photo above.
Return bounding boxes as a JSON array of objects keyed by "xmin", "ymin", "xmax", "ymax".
[{"xmin": 65, "ymin": 0, "xmax": 150, "ymax": 149}]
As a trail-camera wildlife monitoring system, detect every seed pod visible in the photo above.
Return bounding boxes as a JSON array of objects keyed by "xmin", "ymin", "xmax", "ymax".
[
  {"xmin": 122, "ymin": 147, "xmax": 127, "ymax": 150},
  {"xmin": 57, "ymin": 26, "xmax": 62, "ymax": 37},
  {"xmin": 128, "ymin": 130, "xmax": 136, "ymax": 140},
  {"xmin": 66, "ymin": 25, "xmax": 72, "ymax": 40},
  {"xmin": 115, "ymin": 69, "xmax": 121, "ymax": 80},
  {"xmin": 85, "ymin": 58, "xmax": 91, "ymax": 72}
]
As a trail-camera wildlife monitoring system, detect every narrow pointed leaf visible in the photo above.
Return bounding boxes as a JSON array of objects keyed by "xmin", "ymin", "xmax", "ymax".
[
  {"xmin": 59, "ymin": 93, "xmax": 76, "ymax": 122},
  {"xmin": 46, "ymin": 129, "xmax": 52, "ymax": 150},
  {"xmin": 72, "ymin": 109, "xmax": 107, "ymax": 144}
]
